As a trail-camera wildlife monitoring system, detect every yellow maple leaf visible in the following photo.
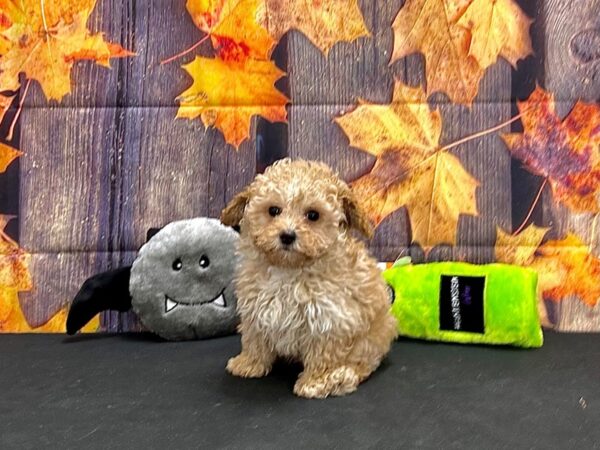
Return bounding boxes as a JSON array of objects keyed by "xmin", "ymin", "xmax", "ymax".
[
  {"xmin": 0, "ymin": 215, "xmax": 99, "ymax": 332},
  {"xmin": 391, "ymin": 0, "xmax": 483, "ymax": 104},
  {"xmin": 495, "ymin": 225, "xmax": 549, "ymax": 266},
  {"xmin": 0, "ymin": 0, "xmax": 132, "ymax": 101},
  {"xmin": 186, "ymin": 0, "xmax": 276, "ymax": 60},
  {"xmin": 261, "ymin": 0, "xmax": 370, "ymax": 54},
  {"xmin": 391, "ymin": 0, "xmax": 532, "ymax": 104},
  {"xmin": 0, "ymin": 141, "xmax": 21, "ymax": 172},
  {"xmin": 177, "ymin": 55, "xmax": 288, "ymax": 148},
  {"xmin": 456, "ymin": 0, "xmax": 533, "ymax": 68},
  {"xmin": 336, "ymin": 87, "xmax": 442, "ymax": 160},
  {"xmin": 2, "ymin": 0, "xmax": 95, "ymax": 30},
  {"xmin": 335, "ymin": 82, "xmax": 478, "ymax": 247},
  {"xmin": 529, "ymin": 234, "xmax": 600, "ymax": 307}
]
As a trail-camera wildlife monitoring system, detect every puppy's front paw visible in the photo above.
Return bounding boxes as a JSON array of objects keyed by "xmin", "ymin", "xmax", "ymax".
[
  {"xmin": 293, "ymin": 378, "xmax": 330, "ymax": 399},
  {"xmin": 294, "ymin": 367, "xmax": 359, "ymax": 399},
  {"xmin": 226, "ymin": 354, "xmax": 271, "ymax": 378}
]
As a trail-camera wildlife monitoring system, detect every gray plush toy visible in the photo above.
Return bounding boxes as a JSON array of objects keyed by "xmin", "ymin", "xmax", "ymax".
[{"xmin": 66, "ymin": 218, "xmax": 239, "ymax": 340}]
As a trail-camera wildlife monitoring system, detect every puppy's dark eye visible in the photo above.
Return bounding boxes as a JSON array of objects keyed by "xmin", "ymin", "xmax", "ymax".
[
  {"xmin": 172, "ymin": 258, "xmax": 183, "ymax": 271},
  {"xmin": 268, "ymin": 206, "xmax": 281, "ymax": 217},
  {"xmin": 199, "ymin": 255, "xmax": 210, "ymax": 268},
  {"xmin": 306, "ymin": 210, "xmax": 320, "ymax": 222}
]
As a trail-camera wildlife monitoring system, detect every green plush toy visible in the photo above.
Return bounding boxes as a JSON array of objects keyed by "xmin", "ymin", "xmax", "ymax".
[{"xmin": 383, "ymin": 259, "xmax": 543, "ymax": 348}]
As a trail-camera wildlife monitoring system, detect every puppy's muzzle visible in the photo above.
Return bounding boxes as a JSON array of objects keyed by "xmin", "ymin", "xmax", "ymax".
[{"xmin": 279, "ymin": 231, "xmax": 296, "ymax": 246}]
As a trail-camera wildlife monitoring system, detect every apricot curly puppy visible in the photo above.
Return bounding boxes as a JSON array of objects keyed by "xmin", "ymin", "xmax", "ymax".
[{"xmin": 221, "ymin": 159, "xmax": 397, "ymax": 398}]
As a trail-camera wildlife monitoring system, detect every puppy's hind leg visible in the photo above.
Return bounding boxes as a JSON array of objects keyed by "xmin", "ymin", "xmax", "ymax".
[
  {"xmin": 347, "ymin": 312, "xmax": 398, "ymax": 383},
  {"xmin": 227, "ymin": 329, "xmax": 276, "ymax": 378}
]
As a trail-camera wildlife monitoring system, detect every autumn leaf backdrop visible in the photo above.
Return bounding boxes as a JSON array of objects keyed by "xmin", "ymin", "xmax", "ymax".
[{"xmin": 0, "ymin": 0, "xmax": 599, "ymax": 332}]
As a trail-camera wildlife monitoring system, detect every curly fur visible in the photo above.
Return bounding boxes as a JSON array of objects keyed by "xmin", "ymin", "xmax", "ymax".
[{"xmin": 221, "ymin": 159, "xmax": 397, "ymax": 398}]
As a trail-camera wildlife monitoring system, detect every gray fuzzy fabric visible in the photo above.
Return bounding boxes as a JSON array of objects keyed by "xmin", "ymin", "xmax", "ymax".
[{"xmin": 129, "ymin": 218, "xmax": 239, "ymax": 340}]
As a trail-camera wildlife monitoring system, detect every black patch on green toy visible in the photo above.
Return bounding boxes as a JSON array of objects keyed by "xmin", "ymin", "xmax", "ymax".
[
  {"xmin": 439, "ymin": 275, "xmax": 485, "ymax": 333},
  {"xmin": 386, "ymin": 284, "xmax": 395, "ymax": 305}
]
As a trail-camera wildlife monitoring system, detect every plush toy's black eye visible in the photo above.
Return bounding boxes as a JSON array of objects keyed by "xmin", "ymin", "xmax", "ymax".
[
  {"xmin": 172, "ymin": 258, "xmax": 183, "ymax": 271},
  {"xmin": 268, "ymin": 206, "xmax": 281, "ymax": 217},
  {"xmin": 199, "ymin": 255, "xmax": 210, "ymax": 268},
  {"xmin": 306, "ymin": 210, "xmax": 320, "ymax": 221}
]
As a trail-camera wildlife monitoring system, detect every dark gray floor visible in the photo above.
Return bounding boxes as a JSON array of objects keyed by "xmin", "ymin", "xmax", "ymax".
[{"xmin": 0, "ymin": 332, "xmax": 598, "ymax": 449}]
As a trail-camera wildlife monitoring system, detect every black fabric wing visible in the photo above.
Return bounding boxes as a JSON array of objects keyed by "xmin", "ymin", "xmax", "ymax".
[{"xmin": 66, "ymin": 266, "xmax": 133, "ymax": 335}]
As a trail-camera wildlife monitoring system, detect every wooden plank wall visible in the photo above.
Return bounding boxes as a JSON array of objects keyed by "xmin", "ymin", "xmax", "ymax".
[
  {"xmin": 287, "ymin": 0, "xmax": 408, "ymax": 263},
  {"xmin": 19, "ymin": 0, "xmax": 124, "ymax": 327},
  {"xmin": 18, "ymin": 0, "xmax": 256, "ymax": 330},
  {"xmin": 9, "ymin": 0, "xmax": 600, "ymax": 331},
  {"xmin": 286, "ymin": 0, "xmax": 513, "ymax": 265},
  {"xmin": 538, "ymin": 0, "xmax": 600, "ymax": 330}
]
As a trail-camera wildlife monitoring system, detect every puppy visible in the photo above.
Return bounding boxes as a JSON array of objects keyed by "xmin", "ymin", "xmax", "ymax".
[{"xmin": 221, "ymin": 159, "xmax": 397, "ymax": 398}]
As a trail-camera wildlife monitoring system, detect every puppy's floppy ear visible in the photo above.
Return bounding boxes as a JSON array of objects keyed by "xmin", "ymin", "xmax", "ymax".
[
  {"xmin": 340, "ymin": 185, "xmax": 374, "ymax": 239},
  {"xmin": 221, "ymin": 187, "xmax": 251, "ymax": 227}
]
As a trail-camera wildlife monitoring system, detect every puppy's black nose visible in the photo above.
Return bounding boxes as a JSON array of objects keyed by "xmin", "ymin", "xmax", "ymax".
[{"xmin": 279, "ymin": 231, "xmax": 296, "ymax": 246}]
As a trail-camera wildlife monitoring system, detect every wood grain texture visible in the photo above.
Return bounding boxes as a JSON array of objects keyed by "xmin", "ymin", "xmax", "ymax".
[
  {"xmin": 12, "ymin": 0, "xmax": 599, "ymax": 333},
  {"xmin": 18, "ymin": 0, "xmax": 129, "ymax": 326},
  {"xmin": 438, "ymin": 62, "xmax": 513, "ymax": 265},
  {"xmin": 18, "ymin": 0, "xmax": 256, "ymax": 330},
  {"xmin": 541, "ymin": 0, "xmax": 600, "ymax": 113},
  {"xmin": 117, "ymin": 0, "xmax": 256, "ymax": 247},
  {"xmin": 19, "ymin": 106, "xmax": 122, "ymax": 326},
  {"xmin": 255, "ymin": 37, "xmax": 290, "ymax": 173},
  {"xmin": 287, "ymin": 0, "xmax": 513, "ymax": 263},
  {"xmin": 538, "ymin": 0, "xmax": 600, "ymax": 330},
  {"xmin": 286, "ymin": 0, "xmax": 406, "ymax": 262}
]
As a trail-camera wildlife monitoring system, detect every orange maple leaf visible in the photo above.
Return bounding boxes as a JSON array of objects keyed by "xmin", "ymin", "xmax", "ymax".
[
  {"xmin": 0, "ymin": 0, "xmax": 132, "ymax": 101},
  {"xmin": 495, "ymin": 224, "xmax": 552, "ymax": 327},
  {"xmin": 335, "ymin": 82, "xmax": 478, "ymax": 247},
  {"xmin": 529, "ymin": 234, "xmax": 600, "ymax": 307},
  {"xmin": 0, "ymin": 215, "xmax": 99, "ymax": 332},
  {"xmin": 502, "ymin": 87, "xmax": 600, "ymax": 213},
  {"xmin": 391, "ymin": 0, "xmax": 532, "ymax": 104},
  {"xmin": 494, "ymin": 224, "xmax": 552, "ymax": 327},
  {"xmin": 177, "ymin": 55, "xmax": 288, "ymax": 148},
  {"xmin": 186, "ymin": 0, "xmax": 276, "ymax": 60},
  {"xmin": 260, "ymin": 0, "xmax": 370, "ymax": 54},
  {"xmin": 0, "ymin": 141, "xmax": 20, "ymax": 172}
]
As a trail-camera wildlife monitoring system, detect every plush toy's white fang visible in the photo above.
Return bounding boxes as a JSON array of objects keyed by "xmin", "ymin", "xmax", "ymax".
[{"xmin": 66, "ymin": 218, "xmax": 239, "ymax": 340}]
